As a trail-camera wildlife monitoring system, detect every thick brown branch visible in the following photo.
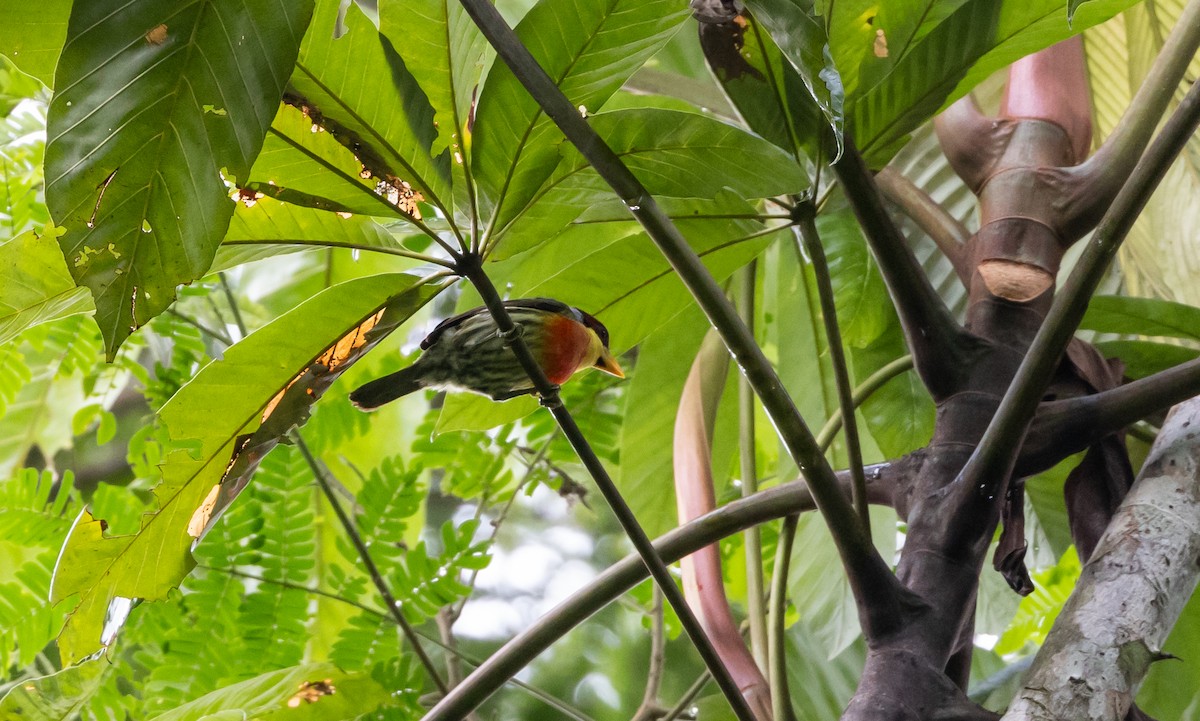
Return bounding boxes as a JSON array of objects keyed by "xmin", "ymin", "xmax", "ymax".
[
  {"xmin": 1019, "ymin": 357, "xmax": 1200, "ymax": 476},
  {"xmin": 875, "ymin": 166, "xmax": 971, "ymax": 285},
  {"xmin": 833, "ymin": 138, "xmax": 984, "ymax": 401}
]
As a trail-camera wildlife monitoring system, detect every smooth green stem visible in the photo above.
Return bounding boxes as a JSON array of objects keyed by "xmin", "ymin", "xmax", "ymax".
[
  {"xmin": 794, "ymin": 207, "xmax": 870, "ymax": 538},
  {"xmin": 832, "ymin": 139, "xmax": 975, "ymax": 403},
  {"xmin": 958, "ymin": 74, "xmax": 1200, "ymax": 534},
  {"xmin": 294, "ymin": 435, "xmax": 450, "ymax": 697},
  {"xmin": 737, "ymin": 263, "xmax": 769, "ymax": 673},
  {"xmin": 662, "ymin": 671, "xmax": 713, "ymax": 721},
  {"xmin": 816, "ymin": 355, "xmax": 916, "ymax": 449},
  {"xmin": 455, "ymin": 256, "xmax": 756, "ymax": 721},
  {"xmin": 218, "ymin": 272, "xmax": 248, "ymax": 338},
  {"xmin": 458, "ymin": 0, "xmax": 902, "ymax": 640},
  {"xmin": 768, "ymin": 514, "xmax": 799, "ymax": 721}
]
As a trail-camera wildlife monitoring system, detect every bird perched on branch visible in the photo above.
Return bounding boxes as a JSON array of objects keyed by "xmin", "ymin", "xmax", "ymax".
[{"xmin": 350, "ymin": 298, "xmax": 624, "ymax": 409}]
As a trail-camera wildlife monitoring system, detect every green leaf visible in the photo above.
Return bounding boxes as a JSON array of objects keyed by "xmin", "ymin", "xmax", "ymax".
[
  {"xmin": 742, "ymin": 0, "xmax": 844, "ymax": 151},
  {"xmin": 0, "ymin": 229, "xmax": 93, "ymax": 346},
  {"xmin": 481, "ymin": 195, "xmax": 783, "ymax": 354},
  {"xmin": 146, "ymin": 663, "xmax": 396, "ymax": 721},
  {"xmin": 49, "ymin": 272, "xmax": 444, "ymax": 664},
  {"xmin": 0, "ymin": 658, "xmax": 106, "ymax": 720},
  {"xmin": 995, "ymin": 547, "xmax": 1080, "ymax": 654},
  {"xmin": 292, "ymin": 0, "xmax": 452, "ymax": 218},
  {"xmin": 700, "ymin": 10, "xmax": 818, "ymax": 158},
  {"xmin": 0, "ymin": 2, "xmax": 70, "ymax": 86},
  {"xmin": 214, "ymin": 196, "xmax": 419, "ymax": 272},
  {"xmin": 435, "ymin": 393, "xmax": 539, "ymax": 433},
  {"xmin": 617, "ymin": 307, "xmax": 710, "ymax": 537},
  {"xmin": 844, "ymin": 0, "xmax": 1140, "ymax": 164},
  {"xmin": 245, "ymin": 103, "xmax": 412, "ymax": 220},
  {"xmin": 472, "ymin": 0, "xmax": 689, "ymax": 228},
  {"xmin": 380, "ymin": 0, "xmax": 488, "ymax": 158},
  {"xmin": 821, "ymin": 203, "xmax": 890, "ymax": 348},
  {"xmin": 1094, "ymin": 339, "xmax": 1200, "ymax": 380},
  {"xmin": 492, "ymin": 108, "xmax": 808, "ymax": 259},
  {"xmin": 45, "ymin": 0, "xmax": 316, "ymax": 358},
  {"xmin": 1081, "ymin": 295, "xmax": 1200, "ymax": 342}
]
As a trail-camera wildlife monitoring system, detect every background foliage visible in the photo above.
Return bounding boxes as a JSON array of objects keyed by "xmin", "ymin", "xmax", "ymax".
[{"xmin": 1, "ymin": 0, "xmax": 1198, "ymax": 719}]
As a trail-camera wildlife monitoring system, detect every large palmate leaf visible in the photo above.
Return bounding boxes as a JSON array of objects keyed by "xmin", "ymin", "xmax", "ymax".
[
  {"xmin": 213, "ymin": 196, "xmax": 422, "ymax": 272},
  {"xmin": 245, "ymin": 103, "xmax": 410, "ymax": 219},
  {"xmin": 44, "ymin": 0, "xmax": 315, "ymax": 358},
  {"xmin": 0, "ymin": 229, "xmax": 92, "ymax": 346},
  {"xmin": 742, "ymin": 0, "xmax": 844, "ymax": 151},
  {"xmin": 838, "ymin": 0, "xmax": 1140, "ymax": 164},
  {"xmin": 292, "ymin": 0, "xmax": 452, "ymax": 220},
  {"xmin": 50, "ymin": 272, "xmax": 445, "ymax": 664},
  {"xmin": 1086, "ymin": 0, "xmax": 1200, "ymax": 306},
  {"xmin": 0, "ymin": 2, "xmax": 69, "ymax": 86},
  {"xmin": 491, "ymin": 107, "xmax": 808, "ymax": 259},
  {"xmin": 472, "ymin": 0, "xmax": 689, "ymax": 230}
]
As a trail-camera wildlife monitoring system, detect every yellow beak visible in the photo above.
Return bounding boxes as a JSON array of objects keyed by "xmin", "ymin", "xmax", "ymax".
[{"xmin": 595, "ymin": 347, "xmax": 625, "ymax": 378}]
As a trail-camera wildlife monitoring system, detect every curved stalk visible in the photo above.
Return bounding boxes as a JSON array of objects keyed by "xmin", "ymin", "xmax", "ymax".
[
  {"xmin": 738, "ymin": 263, "xmax": 769, "ymax": 671},
  {"xmin": 816, "ymin": 355, "xmax": 915, "ymax": 449}
]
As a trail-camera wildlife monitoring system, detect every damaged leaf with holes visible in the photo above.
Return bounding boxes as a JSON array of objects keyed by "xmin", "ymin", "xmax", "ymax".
[{"xmin": 49, "ymin": 273, "xmax": 444, "ymax": 664}]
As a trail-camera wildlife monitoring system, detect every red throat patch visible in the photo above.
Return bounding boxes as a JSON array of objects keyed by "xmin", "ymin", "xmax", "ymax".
[{"xmin": 539, "ymin": 314, "xmax": 591, "ymax": 385}]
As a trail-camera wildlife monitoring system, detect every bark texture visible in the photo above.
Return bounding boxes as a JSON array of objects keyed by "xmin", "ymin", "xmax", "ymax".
[{"xmin": 1003, "ymin": 398, "xmax": 1200, "ymax": 721}]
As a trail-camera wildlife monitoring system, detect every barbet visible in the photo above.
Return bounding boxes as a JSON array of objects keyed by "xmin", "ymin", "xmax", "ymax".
[{"xmin": 350, "ymin": 298, "xmax": 624, "ymax": 409}]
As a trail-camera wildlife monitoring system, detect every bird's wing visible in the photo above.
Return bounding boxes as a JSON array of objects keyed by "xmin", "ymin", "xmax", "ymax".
[{"xmin": 419, "ymin": 298, "xmax": 572, "ymax": 349}]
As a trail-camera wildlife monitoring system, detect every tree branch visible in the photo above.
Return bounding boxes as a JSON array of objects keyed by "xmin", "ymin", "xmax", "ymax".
[
  {"xmin": 458, "ymin": 0, "xmax": 906, "ymax": 640},
  {"xmin": 737, "ymin": 263, "xmax": 769, "ymax": 674},
  {"xmin": 832, "ymin": 138, "xmax": 983, "ymax": 401},
  {"xmin": 794, "ymin": 204, "xmax": 870, "ymax": 534},
  {"xmin": 421, "ymin": 463, "xmax": 897, "ymax": 721},
  {"xmin": 874, "ymin": 167, "xmax": 971, "ymax": 285},
  {"xmin": 1019, "ymin": 357, "xmax": 1200, "ymax": 476},
  {"xmin": 1003, "ymin": 397, "xmax": 1200, "ymax": 720},
  {"xmin": 954, "ymin": 76, "xmax": 1200, "ymax": 530},
  {"xmin": 293, "ymin": 435, "xmax": 449, "ymax": 697}
]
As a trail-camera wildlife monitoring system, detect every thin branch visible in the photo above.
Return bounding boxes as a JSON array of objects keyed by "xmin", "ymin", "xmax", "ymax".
[
  {"xmin": 956, "ymin": 74, "xmax": 1200, "ymax": 535},
  {"xmin": 218, "ymin": 272, "xmax": 248, "ymax": 338},
  {"xmin": 874, "ymin": 166, "xmax": 971, "ymax": 284},
  {"xmin": 768, "ymin": 514, "xmax": 799, "ymax": 721},
  {"xmin": 794, "ymin": 205, "xmax": 870, "ymax": 536},
  {"xmin": 1069, "ymin": 0, "xmax": 1200, "ymax": 235},
  {"xmin": 458, "ymin": 0, "xmax": 906, "ymax": 641},
  {"xmin": 456, "ymin": 255, "xmax": 757, "ymax": 721},
  {"xmin": 632, "ymin": 587, "xmax": 666, "ymax": 721},
  {"xmin": 166, "ymin": 308, "xmax": 234, "ymax": 346},
  {"xmin": 422, "ymin": 463, "xmax": 897, "ymax": 721},
  {"xmin": 832, "ymin": 138, "xmax": 981, "ymax": 401},
  {"xmin": 737, "ymin": 263, "xmax": 768, "ymax": 672},
  {"xmin": 294, "ymin": 435, "xmax": 450, "ymax": 697},
  {"xmin": 662, "ymin": 671, "xmax": 712, "ymax": 721},
  {"xmin": 816, "ymin": 355, "xmax": 915, "ymax": 449},
  {"xmin": 1020, "ymin": 357, "xmax": 1200, "ymax": 476}
]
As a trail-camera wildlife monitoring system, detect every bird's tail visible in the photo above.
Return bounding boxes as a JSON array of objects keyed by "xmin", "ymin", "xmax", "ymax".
[{"xmin": 349, "ymin": 366, "xmax": 425, "ymax": 410}]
